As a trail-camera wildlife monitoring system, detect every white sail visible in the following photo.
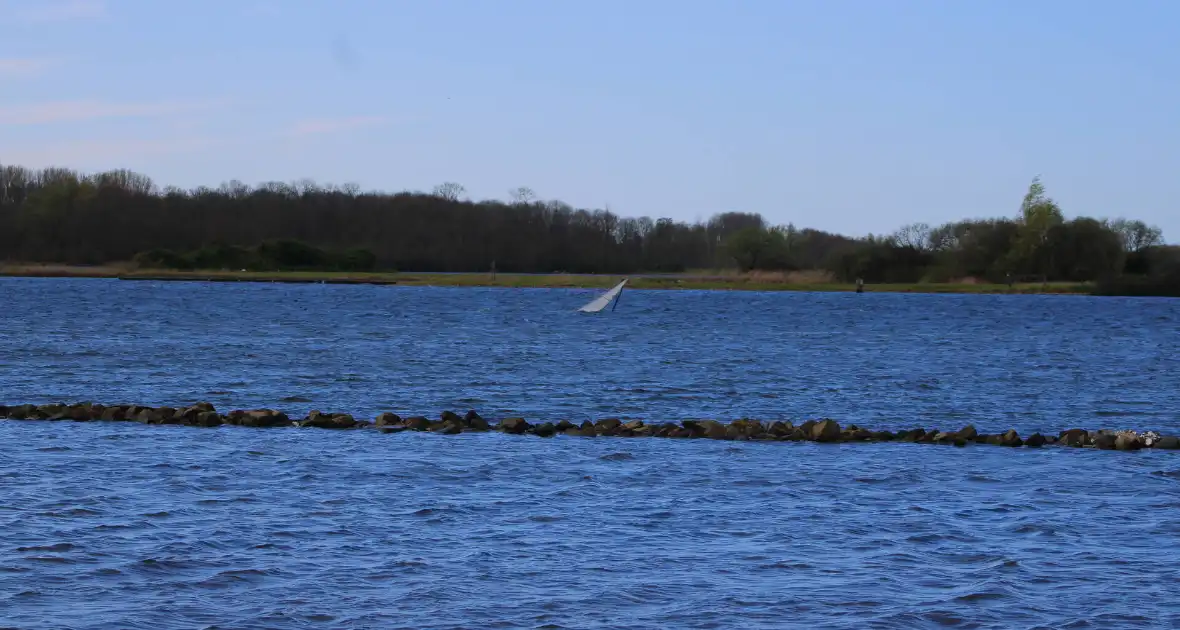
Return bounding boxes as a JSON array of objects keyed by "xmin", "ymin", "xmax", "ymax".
[{"xmin": 578, "ymin": 279, "xmax": 627, "ymax": 313}]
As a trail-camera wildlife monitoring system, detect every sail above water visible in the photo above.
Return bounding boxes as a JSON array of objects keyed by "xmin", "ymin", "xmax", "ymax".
[{"xmin": 578, "ymin": 279, "xmax": 627, "ymax": 313}]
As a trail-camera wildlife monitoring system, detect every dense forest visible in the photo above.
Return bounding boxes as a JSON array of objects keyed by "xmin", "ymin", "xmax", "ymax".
[{"xmin": 1, "ymin": 163, "xmax": 1177, "ymax": 293}]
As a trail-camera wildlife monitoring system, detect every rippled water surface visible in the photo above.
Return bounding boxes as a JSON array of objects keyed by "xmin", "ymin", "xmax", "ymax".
[{"xmin": 3, "ymin": 278, "xmax": 1180, "ymax": 628}]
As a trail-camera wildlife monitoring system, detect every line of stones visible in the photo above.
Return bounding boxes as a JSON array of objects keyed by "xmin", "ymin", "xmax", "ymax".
[{"xmin": 1, "ymin": 402, "xmax": 1177, "ymax": 451}]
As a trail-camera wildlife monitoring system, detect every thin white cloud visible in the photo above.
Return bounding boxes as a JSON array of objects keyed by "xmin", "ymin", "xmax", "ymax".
[
  {"xmin": 0, "ymin": 57, "xmax": 56, "ymax": 77},
  {"xmin": 10, "ymin": 0, "xmax": 106, "ymax": 23},
  {"xmin": 286, "ymin": 116, "xmax": 388, "ymax": 136},
  {"xmin": 0, "ymin": 99, "xmax": 230, "ymax": 125},
  {"xmin": 6, "ymin": 134, "xmax": 226, "ymax": 167}
]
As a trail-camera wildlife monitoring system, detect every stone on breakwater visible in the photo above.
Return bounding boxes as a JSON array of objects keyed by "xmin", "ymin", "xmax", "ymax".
[
  {"xmin": 1060, "ymin": 428, "xmax": 1089, "ymax": 447},
  {"xmin": 403, "ymin": 416, "xmax": 431, "ymax": 431},
  {"xmin": 1093, "ymin": 434, "xmax": 1117, "ymax": 450},
  {"xmin": 727, "ymin": 419, "xmax": 764, "ymax": 440},
  {"xmin": 682, "ymin": 419, "xmax": 726, "ymax": 439},
  {"xmin": 999, "ymin": 429, "xmax": 1023, "ymax": 447},
  {"xmin": 594, "ymin": 418, "xmax": 622, "ymax": 435},
  {"xmin": 500, "ymin": 417, "xmax": 530, "ymax": 434},
  {"xmin": 464, "ymin": 410, "xmax": 490, "ymax": 431},
  {"xmin": 769, "ymin": 421, "xmax": 794, "ymax": 437},
  {"xmin": 193, "ymin": 411, "xmax": 224, "ymax": 427},
  {"xmin": 843, "ymin": 426, "xmax": 873, "ymax": 441},
  {"xmin": 301, "ymin": 411, "xmax": 360, "ymax": 429},
  {"xmin": 811, "ymin": 419, "xmax": 841, "ymax": 442},
  {"xmin": 375, "ymin": 412, "xmax": 401, "ymax": 427},
  {"xmin": 1153, "ymin": 436, "xmax": 1180, "ymax": 449},
  {"xmin": 227, "ymin": 409, "xmax": 291, "ymax": 428},
  {"xmin": 1026, "ymin": 433, "xmax": 1047, "ymax": 448},
  {"xmin": 1115, "ymin": 432, "xmax": 1143, "ymax": 451},
  {"xmin": 7, "ymin": 404, "xmax": 36, "ymax": 419}
]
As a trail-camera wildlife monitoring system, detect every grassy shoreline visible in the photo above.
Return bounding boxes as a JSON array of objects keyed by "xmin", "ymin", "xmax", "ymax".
[{"xmin": 0, "ymin": 264, "xmax": 1092, "ymax": 294}]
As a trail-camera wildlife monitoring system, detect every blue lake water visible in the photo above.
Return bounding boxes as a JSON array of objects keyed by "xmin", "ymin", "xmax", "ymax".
[{"xmin": 2, "ymin": 278, "xmax": 1180, "ymax": 628}]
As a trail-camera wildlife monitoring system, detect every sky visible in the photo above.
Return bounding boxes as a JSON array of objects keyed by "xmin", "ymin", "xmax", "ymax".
[{"xmin": 2, "ymin": 0, "xmax": 1178, "ymax": 239}]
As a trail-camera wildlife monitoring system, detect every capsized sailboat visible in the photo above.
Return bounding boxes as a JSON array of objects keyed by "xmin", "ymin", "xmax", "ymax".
[{"xmin": 578, "ymin": 278, "xmax": 627, "ymax": 313}]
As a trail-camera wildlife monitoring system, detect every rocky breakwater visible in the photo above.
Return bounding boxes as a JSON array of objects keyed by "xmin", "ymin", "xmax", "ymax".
[{"xmin": 1, "ymin": 402, "xmax": 1178, "ymax": 452}]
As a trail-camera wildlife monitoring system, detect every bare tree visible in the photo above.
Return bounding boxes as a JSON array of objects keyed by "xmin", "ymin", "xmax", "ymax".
[
  {"xmin": 891, "ymin": 222, "xmax": 932, "ymax": 251},
  {"xmin": 1106, "ymin": 218, "xmax": 1164, "ymax": 252},
  {"xmin": 509, "ymin": 186, "xmax": 536, "ymax": 205},
  {"xmin": 88, "ymin": 168, "xmax": 156, "ymax": 195},
  {"xmin": 927, "ymin": 222, "xmax": 962, "ymax": 251},
  {"xmin": 294, "ymin": 178, "xmax": 320, "ymax": 195},
  {"xmin": 432, "ymin": 181, "xmax": 466, "ymax": 201}
]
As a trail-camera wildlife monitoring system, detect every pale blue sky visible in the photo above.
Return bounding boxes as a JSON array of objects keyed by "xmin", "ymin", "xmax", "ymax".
[{"xmin": 2, "ymin": 0, "xmax": 1177, "ymax": 239}]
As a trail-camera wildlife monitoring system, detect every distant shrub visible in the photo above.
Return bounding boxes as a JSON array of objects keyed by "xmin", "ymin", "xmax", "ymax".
[
  {"xmin": 133, "ymin": 249, "xmax": 193, "ymax": 270},
  {"xmin": 337, "ymin": 248, "xmax": 377, "ymax": 272},
  {"xmin": 131, "ymin": 241, "xmax": 380, "ymax": 273},
  {"xmin": 189, "ymin": 243, "xmax": 257, "ymax": 270}
]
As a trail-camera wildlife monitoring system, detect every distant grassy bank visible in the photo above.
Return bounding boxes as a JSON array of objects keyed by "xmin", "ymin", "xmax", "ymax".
[{"xmin": 0, "ymin": 264, "xmax": 1093, "ymax": 294}]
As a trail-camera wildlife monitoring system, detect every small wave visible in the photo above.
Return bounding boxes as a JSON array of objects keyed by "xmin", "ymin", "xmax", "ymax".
[
  {"xmin": 16, "ymin": 543, "xmax": 75, "ymax": 552},
  {"xmin": 196, "ymin": 497, "xmax": 255, "ymax": 505},
  {"xmin": 37, "ymin": 508, "xmax": 100, "ymax": 518},
  {"xmin": 136, "ymin": 558, "xmax": 195, "ymax": 571},
  {"xmin": 1012, "ymin": 523, "xmax": 1060, "ymax": 536},
  {"xmin": 599, "ymin": 452, "xmax": 635, "ymax": 461},
  {"xmin": 757, "ymin": 562, "xmax": 814, "ymax": 570},
  {"xmin": 217, "ymin": 568, "xmax": 273, "ymax": 578},
  {"xmin": 954, "ymin": 591, "xmax": 1010, "ymax": 602},
  {"xmin": 252, "ymin": 543, "xmax": 293, "ymax": 550},
  {"xmin": 23, "ymin": 556, "xmax": 73, "ymax": 564},
  {"xmin": 35, "ymin": 446, "xmax": 71, "ymax": 452},
  {"xmin": 280, "ymin": 396, "xmax": 313, "ymax": 403}
]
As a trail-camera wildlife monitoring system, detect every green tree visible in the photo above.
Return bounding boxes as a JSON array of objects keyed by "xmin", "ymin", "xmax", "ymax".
[
  {"xmin": 1046, "ymin": 218, "xmax": 1125, "ymax": 281},
  {"xmin": 1011, "ymin": 175, "xmax": 1065, "ymax": 278},
  {"xmin": 723, "ymin": 227, "xmax": 792, "ymax": 271}
]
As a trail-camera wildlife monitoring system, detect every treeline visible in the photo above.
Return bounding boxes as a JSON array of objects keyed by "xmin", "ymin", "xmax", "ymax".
[{"xmin": 0, "ymin": 163, "xmax": 1175, "ymax": 293}]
